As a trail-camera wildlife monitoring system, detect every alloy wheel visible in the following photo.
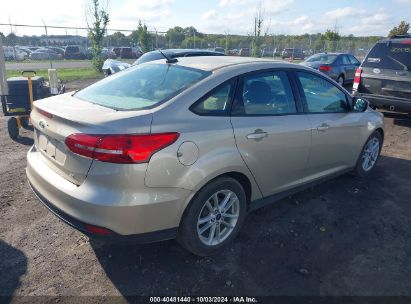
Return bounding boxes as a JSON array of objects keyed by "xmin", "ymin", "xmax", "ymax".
[{"xmin": 196, "ymin": 190, "xmax": 240, "ymax": 246}]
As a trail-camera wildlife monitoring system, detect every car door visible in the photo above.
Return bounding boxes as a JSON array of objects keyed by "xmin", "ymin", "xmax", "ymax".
[
  {"xmin": 341, "ymin": 55, "xmax": 355, "ymax": 81},
  {"xmin": 294, "ymin": 70, "xmax": 363, "ymax": 180},
  {"xmin": 230, "ymin": 70, "xmax": 312, "ymax": 197}
]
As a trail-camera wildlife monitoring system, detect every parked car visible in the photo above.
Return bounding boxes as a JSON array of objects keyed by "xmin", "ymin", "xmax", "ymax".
[
  {"xmin": 120, "ymin": 47, "xmax": 134, "ymax": 59},
  {"xmin": 30, "ymin": 48, "xmax": 62, "ymax": 60},
  {"xmin": 134, "ymin": 49, "xmax": 225, "ymax": 65},
  {"xmin": 48, "ymin": 47, "xmax": 65, "ymax": 57},
  {"xmin": 64, "ymin": 45, "xmax": 86, "ymax": 59},
  {"xmin": 27, "ymin": 56, "xmax": 384, "ymax": 255},
  {"xmin": 111, "ymin": 47, "xmax": 122, "ymax": 58},
  {"xmin": 102, "ymin": 47, "xmax": 116, "ymax": 59},
  {"xmin": 102, "ymin": 59, "xmax": 131, "ymax": 76},
  {"xmin": 301, "ymin": 53, "xmax": 361, "ymax": 85},
  {"xmin": 4, "ymin": 46, "xmax": 26, "ymax": 61},
  {"xmin": 353, "ymin": 35, "xmax": 411, "ymax": 114},
  {"xmin": 239, "ymin": 48, "xmax": 250, "ymax": 57},
  {"xmin": 228, "ymin": 49, "xmax": 239, "ymax": 56},
  {"xmin": 282, "ymin": 48, "xmax": 305, "ymax": 60},
  {"xmin": 214, "ymin": 47, "xmax": 225, "ymax": 54},
  {"xmin": 273, "ymin": 48, "xmax": 281, "ymax": 57}
]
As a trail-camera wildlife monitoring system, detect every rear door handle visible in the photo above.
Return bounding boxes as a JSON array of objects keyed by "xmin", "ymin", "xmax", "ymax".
[
  {"xmin": 247, "ymin": 130, "xmax": 268, "ymax": 140},
  {"xmin": 317, "ymin": 123, "xmax": 330, "ymax": 132}
]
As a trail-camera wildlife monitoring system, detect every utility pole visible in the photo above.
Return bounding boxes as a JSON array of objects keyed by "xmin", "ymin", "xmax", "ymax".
[{"xmin": 193, "ymin": 29, "xmax": 196, "ymax": 49}]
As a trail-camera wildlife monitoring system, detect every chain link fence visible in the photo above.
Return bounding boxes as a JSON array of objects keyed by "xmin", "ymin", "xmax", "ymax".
[{"xmin": 1, "ymin": 23, "xmax": 380, "ymax": 71}]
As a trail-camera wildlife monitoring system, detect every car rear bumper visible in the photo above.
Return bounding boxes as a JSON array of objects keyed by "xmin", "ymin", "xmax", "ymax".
[
  {"xmin": 26, "ymin": 146, "xmax": 192, "ymax": 238},
  {"xmin": 355, "ymin": 93, "xmax": 411, "ymax": 112}
]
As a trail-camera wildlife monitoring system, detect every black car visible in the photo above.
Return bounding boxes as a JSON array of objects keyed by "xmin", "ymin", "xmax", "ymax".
[
  {"xmin": 301, "ymin": 53, "xmax": 361, "ymax": 85},
  {"xmin": 353, "ymin": 35, "xmax": 411, "ymax": 113},
  {"xmin": 282, "ymin": 48, "xmax": 304, "ymax": 60},
  {"xmin": 134, "ymin": 49, "xmax": 225, "ymax": 65}
]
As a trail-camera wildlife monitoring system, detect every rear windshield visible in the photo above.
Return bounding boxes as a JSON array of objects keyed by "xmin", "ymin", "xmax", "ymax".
[
  {"xmin": 75, "ymin": 63, "xmax": 210, "ymax": 110},
  {"xmin": 363, "ymin": 42, "xmax": 411, "ymax": 70},
  {"xmin": 306, "ymin": 54, "xmax": 338, "ymax": 64}
]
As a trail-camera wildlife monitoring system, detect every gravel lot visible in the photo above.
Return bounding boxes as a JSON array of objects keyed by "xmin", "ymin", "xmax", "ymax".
[{"xmin": 1, "ymin": 80, "xmax": 411, "ymax": 299}]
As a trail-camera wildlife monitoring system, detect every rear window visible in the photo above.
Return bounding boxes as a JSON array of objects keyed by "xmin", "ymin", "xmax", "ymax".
[
  {"xmin": 75, "ymin": 63, "xmax": 210, "ymax": 110},
  {"xmin": 306, "ymin": 54, "xmax": 337, "ymax": 64},
  {"xmin": 363, "ymin": 42, "xmax": 411, "ymax": 70}
]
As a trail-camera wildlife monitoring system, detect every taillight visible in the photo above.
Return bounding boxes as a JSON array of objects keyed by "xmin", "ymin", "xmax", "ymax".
[
  {"xmin": 37, "ymin": 108, "xmax": 53, "ymax": 119},
  {"xmin": 65, "ymin": 133, "xmax": 179, "ymax": 164},
  {"xmin": 353, "ymin": 67, "xmax": 363, "ymax": 91},
  {"xmin": 401, "ymin": 39, "xmax": 411, "ymax": 44},
  {"xmin": 319, "ymin": 65, "xmax": 332, "ymax": 72}
]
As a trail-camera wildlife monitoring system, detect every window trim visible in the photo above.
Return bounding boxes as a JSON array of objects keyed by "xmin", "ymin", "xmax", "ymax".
[
  {"xmin": 292, "ymin": 69, "xmax": 352, "ymax": 114},
  {"xmin": 230, "ymin": 68, "xmax": 304, "ymax": 117},
  {"xmin": 189, "ymin": 78, "xmax": 238, "ymax": 116}
]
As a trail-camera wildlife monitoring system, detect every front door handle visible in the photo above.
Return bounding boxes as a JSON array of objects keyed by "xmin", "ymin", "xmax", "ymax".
[
  {"xmin": 317, "ymin": 123, "xmax": 330, "ymax": 132},
  {"xmin": 247, "ymin": 129, "xmax": 268, "ymax": 140}
]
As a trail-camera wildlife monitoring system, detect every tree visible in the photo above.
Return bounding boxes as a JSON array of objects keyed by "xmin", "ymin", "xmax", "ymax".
[
  {"xmin": 132, "ymin": 21, "xmax": 150, "ymax": 52},
  {"xmin": 166, "ymin": 26, "xmax": 185, "ymax": 48},
  {"xmin": 324, "ymin": 29, "xmax": 341, "ymax": 52},
  {"xmin": 251, "ymin": 7, "xmax": 264, "ymax": 57},
  {"xmin": 86, "ymin": 0, "xmax": 109, "ymax": 72},
  {"xmin": 388, "ymin": 21, "xmax": 410, "ymax": 37}
]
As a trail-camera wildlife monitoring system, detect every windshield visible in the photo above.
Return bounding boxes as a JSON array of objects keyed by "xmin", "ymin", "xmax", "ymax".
[
  {"xmin": 363, "ymin": 42, "xmax": 411, "ymax": 70},
  {"xmin": 75, "ymin": 63, "xmax": 210, "ymax": 110},
  {"xmin": 306, "ymin": 54, "xmax": 338, "ymax": 64}
]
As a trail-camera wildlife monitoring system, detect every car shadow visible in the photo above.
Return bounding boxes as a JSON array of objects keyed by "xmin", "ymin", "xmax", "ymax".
[
  {"xmin": 91, "ymin": 155, "xmax": 411, "ymax": 296},
  {"xmin": 0, "ymin": 240, "xmax": 27, "ymax": 302},
  {"xmin": 380, "ymin": 111, "xmax": 411, "ymax": 128}
]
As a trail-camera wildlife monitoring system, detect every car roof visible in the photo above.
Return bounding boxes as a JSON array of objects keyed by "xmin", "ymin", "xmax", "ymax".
[{"xmin": 150, "ymin": 56, "xmax": 294, "ymax": 72}]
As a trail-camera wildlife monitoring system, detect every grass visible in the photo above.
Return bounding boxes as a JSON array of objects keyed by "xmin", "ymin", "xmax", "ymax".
[{"xmin": 6, "ymin": 68, "xmax": 102, "ymax": 81}]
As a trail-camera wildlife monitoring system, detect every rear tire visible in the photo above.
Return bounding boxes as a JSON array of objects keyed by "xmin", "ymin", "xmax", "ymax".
[
  {"xmin": 177, "ymin": 177, "xmax": 247, "ymax": 256},
  {"xmin": 7, "ymin": 117, "xmax": 19, "ymax": 140},
  {"xmin": 353, "ymin": 131, "xmax": 382, "ymax": 177},
  {"xmin": 336, "ymin": 75, "xmax": 345, "ymax": 86}
]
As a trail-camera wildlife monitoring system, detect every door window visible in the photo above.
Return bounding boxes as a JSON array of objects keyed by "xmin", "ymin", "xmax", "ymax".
[
  {"xmin": 190, "ymin": 82, "xmax": 234, "ymax": 116},
  {"xmin": 348, "ymin": 55, "xmax": 360, "ymax": 65},
  {"xmin": 297, "ymin": 71, "xmax": 348, "ymax": 113},
  {"xmin": 233, "ymin": 71, "xmax": 297, "ymax": 115},
  {"xmin": 341, "ymin": 55, "xmax": 351, "ymax": 65}
]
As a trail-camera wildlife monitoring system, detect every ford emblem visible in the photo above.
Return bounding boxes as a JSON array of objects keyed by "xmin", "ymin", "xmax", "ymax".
[{"xmin": 38, "ymin": 119, "xmax": 47, "ymax": 129}]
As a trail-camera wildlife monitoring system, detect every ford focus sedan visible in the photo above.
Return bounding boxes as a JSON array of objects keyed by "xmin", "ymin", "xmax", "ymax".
[{"xmin": 27, "ymin": 56, "xmax": 384, "ymax": 256}]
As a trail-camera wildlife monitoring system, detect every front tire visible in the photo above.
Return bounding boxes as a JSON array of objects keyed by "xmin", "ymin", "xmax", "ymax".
[
  {"xmin": 353, "ymin": 131, "xmax": 382, "ymax": 177},
  {"xmin": 177, "ymin": 177, "xmax": 247, "ymax": 256}
]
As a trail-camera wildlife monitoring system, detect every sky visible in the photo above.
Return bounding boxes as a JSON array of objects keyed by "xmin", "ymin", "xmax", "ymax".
[{"xmin": 1, "ymin": 0, "xmax": 411, "ymax": 37}]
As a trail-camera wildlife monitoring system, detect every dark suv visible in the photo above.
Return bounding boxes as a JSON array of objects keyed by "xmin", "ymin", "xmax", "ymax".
[{"xmin": 353, "ymin": 35, "xmax": 411, "ymax": 113}]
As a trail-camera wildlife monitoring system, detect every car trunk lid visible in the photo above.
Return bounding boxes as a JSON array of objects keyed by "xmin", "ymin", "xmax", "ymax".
[{"xmin": 31, "ymin": 93, "xmax": 152, "ymax": 185}]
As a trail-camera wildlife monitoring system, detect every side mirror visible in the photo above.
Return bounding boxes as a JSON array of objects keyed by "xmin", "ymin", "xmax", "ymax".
[{"xmin": 352, "ymin": 97, "xmax": 368, "ymax": 112}]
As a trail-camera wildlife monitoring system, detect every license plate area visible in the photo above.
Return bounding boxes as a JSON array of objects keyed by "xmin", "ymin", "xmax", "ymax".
[{"xmin": 37, "ymin": 130, "xmax": 66, "ymax": 165}]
